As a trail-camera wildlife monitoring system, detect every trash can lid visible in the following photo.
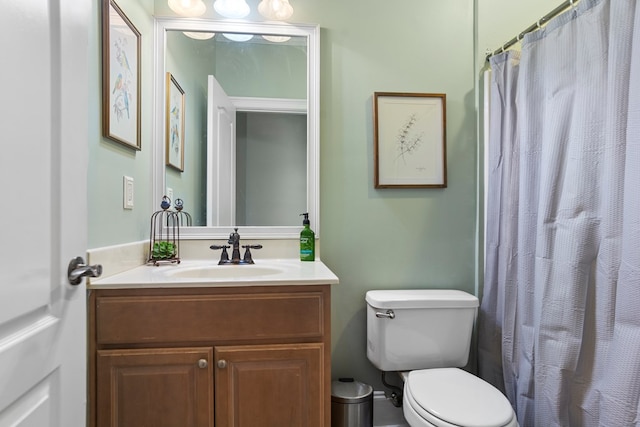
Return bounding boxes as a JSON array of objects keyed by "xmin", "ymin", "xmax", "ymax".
[{"xmin": 331, "ymin": 378, "xmax": 373, "ymax": 404}]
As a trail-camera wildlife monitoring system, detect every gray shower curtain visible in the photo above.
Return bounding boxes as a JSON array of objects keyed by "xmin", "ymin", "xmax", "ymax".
[{"xmin": 478, "ymin": 0, "xmax": 640, "ymax": 425}]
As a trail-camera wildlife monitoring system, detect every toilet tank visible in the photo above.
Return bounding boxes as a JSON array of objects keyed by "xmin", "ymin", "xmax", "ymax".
[{"xmin": 365, "ymin": 289, "xmax": 479, "ymax": 372}]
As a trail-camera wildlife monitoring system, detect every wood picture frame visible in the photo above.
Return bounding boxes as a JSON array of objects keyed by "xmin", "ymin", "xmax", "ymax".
[
  {"xmin": 166, "ymin": 73, "xmax": 185, "ymax": 172},
  {"xmin": 374, "ymin": 92, "xmax": 447, "ymax": 188},
  {"xmin": 101, "ymin": 0, "xmax": 141, "ymax": 150}
]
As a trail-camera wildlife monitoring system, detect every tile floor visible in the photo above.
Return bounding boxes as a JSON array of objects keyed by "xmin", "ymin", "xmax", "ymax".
[{"xmin": 373, "ymin": 391, "xmax": 409, "ymax": 427}]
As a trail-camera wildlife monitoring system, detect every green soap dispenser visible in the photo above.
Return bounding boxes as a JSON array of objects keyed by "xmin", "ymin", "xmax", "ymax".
[{"xmin": 299, "ymin": 213, "xmax": 315, "ymax": 261}]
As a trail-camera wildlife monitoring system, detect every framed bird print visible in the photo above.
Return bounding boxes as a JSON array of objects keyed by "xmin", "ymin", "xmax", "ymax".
[
  {"xmin": 165, "ymin": 73, "xmax": 185, "ymax": 172},
  {"xmin": 102, "ymin": 0, "xmax": 141, "ymax": 150}
]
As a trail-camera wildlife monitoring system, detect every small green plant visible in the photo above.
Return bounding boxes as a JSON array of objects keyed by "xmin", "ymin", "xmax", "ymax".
[{"xmin": 152, "ymin": 241, "xmax": 176, "ymax": 259}]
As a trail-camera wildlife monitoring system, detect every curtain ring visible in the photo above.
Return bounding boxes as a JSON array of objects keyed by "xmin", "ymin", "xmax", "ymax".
[{"xmin": 537, "ymin": 19, "xmax": 543, "ymax": 29}]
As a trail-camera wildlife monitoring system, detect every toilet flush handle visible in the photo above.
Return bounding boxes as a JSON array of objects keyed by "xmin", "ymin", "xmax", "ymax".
[{"xmin": 375, "ymin": 309, "xmax": 395, "ymax": 319}]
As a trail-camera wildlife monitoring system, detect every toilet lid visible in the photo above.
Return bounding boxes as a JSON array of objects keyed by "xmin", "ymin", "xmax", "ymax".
[{"xmin": 406, "ymin": 368, "xmax": 514, "ymax": 427}]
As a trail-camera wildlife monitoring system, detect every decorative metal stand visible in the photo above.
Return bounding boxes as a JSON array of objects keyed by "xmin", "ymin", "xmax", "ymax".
[
  {"xmin": 147, "ymin": 196, "xmax": 192, "ymax": 265},
  {"xmin": 173, "ymin": 198, "xmax": 192, "ymax": 228}
]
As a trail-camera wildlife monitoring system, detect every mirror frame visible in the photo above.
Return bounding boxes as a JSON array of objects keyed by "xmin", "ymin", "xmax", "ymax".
[{"xmin": 153, "ymin": 18, "xmax": 320, "ymax": 239}]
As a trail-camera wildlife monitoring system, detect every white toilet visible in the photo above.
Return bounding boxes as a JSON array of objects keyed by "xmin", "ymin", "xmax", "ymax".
[{"xmin": 365, "ymin": 289, "xmax": 518, "ymax": 427}]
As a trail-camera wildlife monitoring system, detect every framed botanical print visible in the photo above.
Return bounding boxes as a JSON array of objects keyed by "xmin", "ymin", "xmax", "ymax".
[{"xmin": 374, "ymin": 92, "xmax": 447, "ymax": 188}]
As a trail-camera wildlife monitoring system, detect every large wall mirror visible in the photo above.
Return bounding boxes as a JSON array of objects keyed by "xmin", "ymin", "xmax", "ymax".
[{"xmin": 153, "ymin": 18, "xmax": 319, "ymax": 239}]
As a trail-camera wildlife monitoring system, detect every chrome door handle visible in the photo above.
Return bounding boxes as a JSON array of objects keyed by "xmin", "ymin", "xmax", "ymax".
[{"xmin": 67, "ymin": 256, "xmax": 102, "ymax": 285}]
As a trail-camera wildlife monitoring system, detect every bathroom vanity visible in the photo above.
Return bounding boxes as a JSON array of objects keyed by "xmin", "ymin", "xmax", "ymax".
[
  {"xmin": 88, "ymin": 11, "xmax": 326, "ymax": 424},
  {"xmin": 87, "ymin": 260, "xmax": 337, "ymax": 427}
]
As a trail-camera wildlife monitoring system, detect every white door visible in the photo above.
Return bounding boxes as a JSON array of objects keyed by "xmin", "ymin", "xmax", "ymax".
[
  {"xmin": 0, "ymin": 0, "xmax": 90, "ymax": 426},
  {"xmin": 207, "ymin": 75, "xmax": 236, "ymax": 226}
]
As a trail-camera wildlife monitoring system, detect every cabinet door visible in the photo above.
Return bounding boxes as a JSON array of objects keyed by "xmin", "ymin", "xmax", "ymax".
[
  {"xmin": 97, "ymin": 347, "xmax": 213, "ymax": 427},
  {"xmin": 215, "ymin": 343, "xmax": 325, "ymax": 427}
]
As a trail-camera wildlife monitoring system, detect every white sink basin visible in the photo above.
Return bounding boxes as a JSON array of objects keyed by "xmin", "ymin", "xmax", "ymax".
[{"xmin": 164, "ymin": 265, "xmax": 283, "ymax": 279}]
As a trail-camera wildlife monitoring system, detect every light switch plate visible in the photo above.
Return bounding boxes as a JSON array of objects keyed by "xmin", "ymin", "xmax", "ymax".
[
  {"xmin": 167, "ymin": 187, "xmax": 174, "ymax": 203},
  {"xmin": 123, "ymin": 176, "xmax": 134, "ymax": 209}
]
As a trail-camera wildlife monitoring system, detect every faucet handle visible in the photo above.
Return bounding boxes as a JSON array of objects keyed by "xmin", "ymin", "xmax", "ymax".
[
  {"xmin": 241, "ymin": 244, "xmax": 262, "ymax": 264},
  {"xmin": 210, "ymin": 244, "xmax": 230, "ymax": 250},
  {"xmin": 210, "ymin": 244, "xmax": 230, "ymax": 264}
]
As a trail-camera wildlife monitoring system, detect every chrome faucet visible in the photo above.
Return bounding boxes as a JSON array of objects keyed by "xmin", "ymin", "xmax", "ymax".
[{"xmin": 210, "ymin": 228, "xmax": 262, "ymax": 265}]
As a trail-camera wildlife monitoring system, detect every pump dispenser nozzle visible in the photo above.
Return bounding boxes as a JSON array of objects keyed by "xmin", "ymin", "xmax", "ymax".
[{"xmin": 300, "ymin": 212, "xmax": 310, "ymax": 225}]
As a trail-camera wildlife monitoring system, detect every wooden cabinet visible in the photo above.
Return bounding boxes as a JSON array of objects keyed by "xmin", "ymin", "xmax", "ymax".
[
  {"xmin": 215, "ymin": 343, "xmax": 323, "ymax": 426},
  {"xmin": 96, "ymin": 347, "xmax": 213, "ymax": 427},
  {"xmin": 89, "ymin": 285, "xmax": 331, "ymax": 427}
]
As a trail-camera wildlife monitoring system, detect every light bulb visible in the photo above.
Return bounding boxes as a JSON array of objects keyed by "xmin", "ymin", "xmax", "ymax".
[
  {"xmin": 167, "ymin": 0, "xmax": 206, "ymax": 17},
  {"xmin": 258, "ymin": 0, "xmax": 293, "ymax": 21},
  {"xmin": 213, "ymin": 0, "xmax": 250, "ymax": 19},
  {"xmin": 222, "ymin": 33, "xmax": 253, "ymax": 42},
  {"xmin": 262, "ymin": 35, "xmax": 291, "ymax": 43},
  {"xmin": 183, "ymin": 32, "xmax": 216, "ymax": 40}
]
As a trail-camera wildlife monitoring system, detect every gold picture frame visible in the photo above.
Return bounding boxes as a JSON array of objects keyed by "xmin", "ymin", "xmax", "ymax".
[
  {"xmin": 166, "ymin": 72, "xmax": 185, "ymax": 172},
  {"xmin": 374, "ymin": 92, "xmax": 447, "ymax": 188},
  {"xmin": 101, "ymin": 0, "xmax": 141, "ymax": 150}
]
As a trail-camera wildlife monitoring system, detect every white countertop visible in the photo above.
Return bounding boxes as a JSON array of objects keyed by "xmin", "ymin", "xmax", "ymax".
[{"xmin": 87, "ymin": 258, "xmax": 339, "ymax": 289}]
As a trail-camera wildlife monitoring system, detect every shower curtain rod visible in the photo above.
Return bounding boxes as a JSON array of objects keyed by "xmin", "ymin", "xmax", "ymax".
[{"xmin": 485, "ymin": 0, "xmax": 579, "ymax": 61}]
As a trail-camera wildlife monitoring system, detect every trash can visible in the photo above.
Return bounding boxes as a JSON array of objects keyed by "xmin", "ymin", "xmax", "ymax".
[{"xmin": 331, "ymin": 378, "xmax": 373, "ymax": 427}]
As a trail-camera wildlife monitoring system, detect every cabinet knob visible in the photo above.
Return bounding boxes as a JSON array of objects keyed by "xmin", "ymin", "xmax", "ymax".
[
  {"xmin": 217, "ymin": 359, "xmax": 227, "ymax": 369},
  {"xmin": 198, "ymin": 359, "xmax": 208, "ymax": 369}
]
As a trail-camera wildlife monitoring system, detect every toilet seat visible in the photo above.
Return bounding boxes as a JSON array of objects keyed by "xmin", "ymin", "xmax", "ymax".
[{"xmin": 403, "ymin": 368, "xmax": 517, "ymax": 427}]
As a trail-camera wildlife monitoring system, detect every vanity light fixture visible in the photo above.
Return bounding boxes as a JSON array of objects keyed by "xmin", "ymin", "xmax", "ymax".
[
  {"xmin": 258, "ymin": 0, "xmax": 294, "ymax": 21},
  {"xmin": 222, "ymin": 33, "xmax": 254, "ymax": 41},
  {"xmin": 183, "ymin": 31, "xmax": 215, "ymax": 40},
  {"xmin": 262, "ymin": 35, "xmax": 291, "ymax": 43},
  {"xmin": 167, "ymin": 0, "xmax": 206, "ymax": 17},
  {"xmin": 213, "ymin": 0, "xmax": 250, "ymax": 19}
]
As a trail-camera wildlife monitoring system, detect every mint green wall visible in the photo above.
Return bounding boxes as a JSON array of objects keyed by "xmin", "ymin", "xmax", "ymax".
[
  {"xmin": 89, "ymin": 0, "xmax": 155, "ymax": 247},
  {"xmin": 88, "ymin": 0, "xmax": 565, "ymax": 393},
  {"xmin": 296, "ymin": 0, "xmax": 478, "ymax": 390}
]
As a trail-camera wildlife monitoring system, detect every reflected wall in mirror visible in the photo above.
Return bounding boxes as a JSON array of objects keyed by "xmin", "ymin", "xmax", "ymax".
[{"xmin": 154, "ymin": 19, "xmax": 319, "ymax": 239}]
